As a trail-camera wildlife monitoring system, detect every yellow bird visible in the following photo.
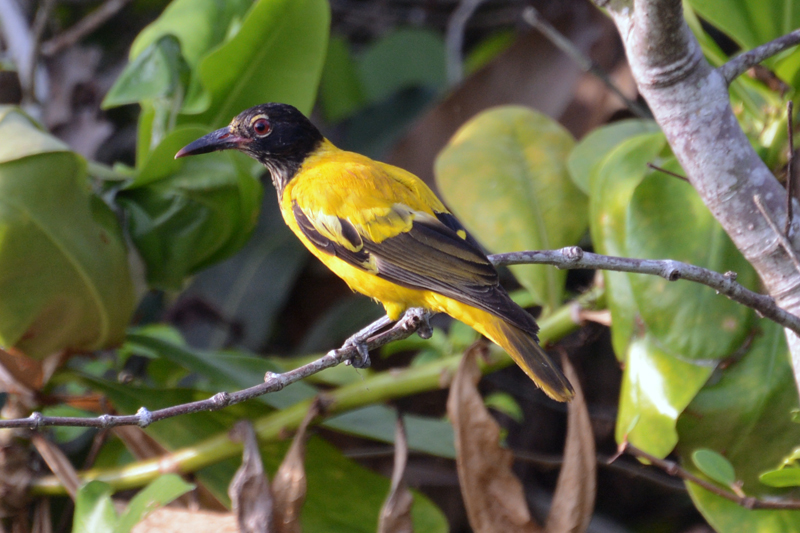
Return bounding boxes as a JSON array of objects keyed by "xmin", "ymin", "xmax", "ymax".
[{"xmin": 176, "ymin": 103, "xmax": 573, "ymax": 401}]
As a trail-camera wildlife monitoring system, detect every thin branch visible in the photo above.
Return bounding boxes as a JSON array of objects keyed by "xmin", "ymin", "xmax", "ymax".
[
  {"xmin": 25, "ymin": 0, "xmax": 57, "ymax": 104},
  {"xmin": 0, "ymin": 309, "xmax": 428, "ymax": 430},
  {"xmin": 41, "ymin": 0, "xmax": 133, "ymax": 57},
  {"xmin": 719, "ymin": 29, "xmax": 800, "ymax": 86},
  {"xmin": 646, "ymin": 162, "xmax": 689, "ymax": 182},
  {"xmin": 445, "ymin": 0, "xmax": 486, "ymax": 86},
  {"xmin": 622, "ymin": 443, "xmax": 800, "ymax": 510},
  {"xmin": 491, "ymin": 247, "xmax": 800, "ymax": 335},
  {"xmin": 753, "ymin": 194, "xmax": 800, "ymax": 273},
  {"xmin": 522, "ymin": 6, "xmax": 652, "ymax": 119},
  {"xmin": 787, "ymin": 100, "xmax": 795, "ymax": 237}
]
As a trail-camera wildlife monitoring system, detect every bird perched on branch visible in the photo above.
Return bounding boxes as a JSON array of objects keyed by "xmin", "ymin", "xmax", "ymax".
[{"xmin": 175, "ymin": 103, "xmax": 573, "ymax": 401}]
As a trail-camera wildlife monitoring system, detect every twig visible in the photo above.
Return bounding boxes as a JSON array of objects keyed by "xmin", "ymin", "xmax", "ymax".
[
  {"xmin": 753, "ymin": 194, "xmax": 800, "ymax": 273},
  {"xmin": 522, "ymin": 6, "xmax": 652, "ymax": 119},
  {"xmin": 622, "ymin": 443, "xmax": 800, "ymax": 510},
  {"xmin": 0, "ymin": 310, "xmax": 427, "ymax": 429},
  {"xmin": 445, "ymin": 0, "xmax": 486, "ymax": 86},
  {"xmin": 25, "ymin": 0, "xmax": 56, "ymax": 104},
  {"xmin": 41, "ymin": 0, "xmax": 133, "ymax": 57},
  {"xmin": 787, "ymin": 101, "xmax": 795, "ymax": 237},
  {"xmin": 491, "ymin": 246, "xmax": 800, "ymax": 335},
  {"xmin": 719, "ymin": 29, "xmax": 800, "ymax": 86},
  {"xmin": 646, "ymin": 162, "xmax": 689, "ymax": 182}
]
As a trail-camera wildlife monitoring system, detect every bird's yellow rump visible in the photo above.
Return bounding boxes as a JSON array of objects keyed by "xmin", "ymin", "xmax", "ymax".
[{"xmin": 176, "ymin": 103, "xmax": 573, "ymax": 401}]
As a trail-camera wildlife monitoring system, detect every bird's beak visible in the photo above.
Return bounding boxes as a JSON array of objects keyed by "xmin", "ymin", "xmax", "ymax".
[{"xmin": 174, "ymin": 126, "xmax": 250, "ymax": 159}]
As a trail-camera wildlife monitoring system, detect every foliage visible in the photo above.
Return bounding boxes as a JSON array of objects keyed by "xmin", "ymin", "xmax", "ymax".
[{"xmin": 3, "ymin": 0, "xmax": 800, "ymax": 531}]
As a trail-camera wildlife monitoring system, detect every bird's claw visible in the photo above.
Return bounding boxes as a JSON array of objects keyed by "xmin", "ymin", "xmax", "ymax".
[{"xmin": 343, "ymin": 336, "xmax": 371, "ymax": 368}]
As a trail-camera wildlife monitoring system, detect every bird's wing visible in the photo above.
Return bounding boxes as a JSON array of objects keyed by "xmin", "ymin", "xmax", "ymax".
[{"xmin": 290, "ymin": 158, "xmax": 539, "ymax": 335}]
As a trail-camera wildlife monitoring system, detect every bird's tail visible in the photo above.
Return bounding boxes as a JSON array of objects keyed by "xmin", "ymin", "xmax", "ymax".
[{"xmin": 480, "ymin": 317, "xmax": 574, "ymax": 402}]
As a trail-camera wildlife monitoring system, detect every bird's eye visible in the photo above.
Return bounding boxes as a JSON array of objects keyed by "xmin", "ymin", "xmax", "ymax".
[{"xmin": 253, "ymin": 118, "xmax": 271, "ymax": 137}]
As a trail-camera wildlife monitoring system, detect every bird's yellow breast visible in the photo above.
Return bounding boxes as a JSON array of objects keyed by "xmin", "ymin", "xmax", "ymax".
[{"xmin": 279, "ymin": 140, "xmax": 453, "ymax": 321}]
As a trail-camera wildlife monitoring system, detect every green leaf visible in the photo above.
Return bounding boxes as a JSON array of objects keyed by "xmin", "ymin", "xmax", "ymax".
[
  {"xmin": 760, "ymin": 468, "xmax": 800, "ymax": 488},
  {"xmin": 464, "ymin": 30, "xmax": 516, "ymax": 75},
  {"xmin": 616, "ymin": 334, "xmax": 713, "ymax": 458},
  {"xmin": 189, "ymin": 0, "xmax": 330, "ymax": 126},
  {"xmin": 74, "ymin": 481, "xmax": 117, "ymax": 533},
  {"xmin": 687, "ymin": 0, "xmax": 800, "ymax": 52},
  {"xmin": 678, "ymin": 319, "xmax": 800, "ymax": 492},
  {"xmin": 692, "ymin": 448, "xmax": 737, "ymax": 486},
  {"xmin": 103, "ymin": 36, "xmax": 189, "ymax": 109},
  {"xmin": 435, "ymin": 105, "xmax": 587, "ymax": 312},
  {"xmin": 319, "ymin": 35, "xmax": 367, "ymax": 123},
  {"xmin": 118, "ymin": 128, "xmax": 262, "ymax": 289},
  {"xmin": 568, "ymin": 119, "xmax": 661, "ymax": 194},
  {"xmin": 0, "ymin": 111, "xmax": 135, "ymax": 358},
  {"xmin": 588, "ymin": 132, "xmax": 666, "ymax": 358},
  {"xmin": 484, "ymin": 392, "xmax": 524, "ymax": 423},
  {"xmin": 115, "ymin": 474, "xmax": 195, "ymax": 533},
  {"xmin": 357, "ymin": 28, "xmax": 446, "ymax": 104},
  {"xmin": 626, "ymin": 160, "xmax": 757, "ymax": 360}
]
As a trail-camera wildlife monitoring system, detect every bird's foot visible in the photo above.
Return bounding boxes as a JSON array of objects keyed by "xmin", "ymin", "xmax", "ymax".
[
  {"xmin": 401, "ymin": 307, "xmax": 433, "ymax": 339},
  {"xmin": 341, "ymin": 314, "xmax": 394, "ymax": 368}
]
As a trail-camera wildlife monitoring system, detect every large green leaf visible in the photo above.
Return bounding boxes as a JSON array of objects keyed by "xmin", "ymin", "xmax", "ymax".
[
  {"xmin": 435, "ymin": 106, "xmax": 587, "ymax": 312},
  {"xmin": 626, "ymin": 162, "xmax": 757, "ymax": 361},
  {"xmin": 115, "ymin": 475, "xmax": 195, "ymax": 533},
  {"xmin": 0, "ymin": 109, "xmax": 135, "ymax": 358},
  {"xmin": 189, "ymin": 0, "xmax": 330, "ymax": 127},
  {"xmin": 616, "ymin": 334, "xmax": 713, "ymax": 458},
  {"xmin": 357, "ymin": 28, "xmax": 446, "ymax": 103},
  {"xmin": 319, "ymin": 35, "xmax": 368, "ymax": 123},
  {"xmin": 677, "ymin": 320, "xmax": 800, "ymax": 530},
  {"xmin": 118, "ymin": 127, "xmax": 262, "ymax": 289},
  {"xmin": 568, "ymin": 119, "xmax": 661, "ymax": 194},
  {"xmin": 588, "ymin": 132, "xmax": 667, "ymax": 358},
  {"xmin": 74, "ymin": 481, "xmax": 117, "ymax": 533}
]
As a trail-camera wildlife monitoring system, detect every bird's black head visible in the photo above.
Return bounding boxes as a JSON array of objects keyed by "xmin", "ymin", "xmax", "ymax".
[{"xmin": 175, "ymin": 103, "xmax": 323, "ymax": 192}]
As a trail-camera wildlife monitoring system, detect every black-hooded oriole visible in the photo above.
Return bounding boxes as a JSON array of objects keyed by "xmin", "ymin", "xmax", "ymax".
[{"xmin": 175, "ymin": 103, "xmax": 573, "ymax": 401}]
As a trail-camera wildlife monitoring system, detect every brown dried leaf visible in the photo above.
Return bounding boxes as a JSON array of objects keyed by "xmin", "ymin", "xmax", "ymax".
[
  {"xmin": 0, "ymin": 347, "xmax": 43, "ymax": 395},
  {"xmin": 114, "ymin": 426, "xmax": 168, "ymax": 461},
  {"xmin": 31, "ymin": 434, "xmax": 80, "ymax": 500},
  {"xmin": 273, "ymin": 399, "xmax": 321, "ymax": 533},
  {"xmin": 132, "ymin": 508, "xmax": 238, "ymax": 533},
  {"xmin": 447, "ymin": 346, "xmax": 542, "ymax": 533},
  {"xmin": 378, "ymin": 417, "xmax": 414, "ymax": 533},
  {"xmin": 229, "ymin": 421, "xmax": 273, "ymax": 533},
  {"xmin": 31, "ymin": 498, "xmax": 52, "ymax": 533},
  {"xmin": 545, "ymin": 355, "xmax": 596, "ymax": 533}
]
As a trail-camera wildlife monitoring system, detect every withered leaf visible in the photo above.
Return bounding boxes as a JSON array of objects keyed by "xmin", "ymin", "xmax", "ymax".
[
  {"xmin": 31, "ymin": 434, "xmax": 80, "ymax": 500},
  {"xmin": 273, "ymin": 399, "xmax": 321, "ymax": 533},
  {"xmin": 132, "ymin": 507, "xmax": 238, "ymax": 533},
  {"xmin": 446, "ymin": 346, "xmax": 542, "ymax": 533},
  {"xmin": 229, "ymin": 421, "xmax": 273, "ymax": 533},
  {"xmin": 378, "ymin": 417, "xmax": 414, "ymax": 533},
  {"xmin": 545, "ymin": 355, "xmax": 596, "ymax": 533}
]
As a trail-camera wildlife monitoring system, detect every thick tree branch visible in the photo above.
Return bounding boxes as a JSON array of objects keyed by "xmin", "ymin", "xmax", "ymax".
[
  {"xmin": 596, "ymin": 0, "xmax": 800, "ymax": 394},
  {"xmin": 719, "ymin": 29, "xmax": 800, "ymax": 85}
]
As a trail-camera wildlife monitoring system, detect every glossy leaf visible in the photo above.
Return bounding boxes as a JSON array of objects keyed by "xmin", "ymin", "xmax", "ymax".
[
  {"xmin": 692, "ymin": 449, "xmax": 737, "ymax": 487},
  {"xmin": 102, "ymin": 36, "xmax": 189, "ymax": 109},
  {"xmin": 760, "ymin": 468, "xmax": 800, "ymax": 488},
  {"xmin": 0, "ymin": 109, "xmax": 135, "ymax": 358},
  {"xmin": 319, "ymin": 35, "xmax": 367, "ymax": 123},
  {"xmin": 116, "ymin": 474, "xmax": 195, "ymax": 533},
  {"xmin": 118, "ymin": 128, "xmax": 262, "ymax": 289},
  {"xmin": 435, "ymin": 105, "xmax": 587, "ymax": 312},
  {"xmin": 73, "ymin": 481, "xmax": 117, "ymax": 533},
  {"xmin": 626, "ymin": 162, "xmax": 757, "ymax": 360},
  {"xmin": 189, "ymin": 0, "xmax": 330, "ymax": 127},
  {"xmin": 616, "ymin": 335, "xmax": 713, "ymax": 459},
  {"xmin": 567, "ymin": 119, "xmax": 661, "ymax": 194},
  {"xmin": 677, "ymin": 320, "xmax": 800, "ymax": 530},
  {"xmin": 588, "ymin": 132, "xmax": 666, "ymax": 358},
  {"xmin": 357, "ymin": 28, "xmax": 446, "ymax": 104}
]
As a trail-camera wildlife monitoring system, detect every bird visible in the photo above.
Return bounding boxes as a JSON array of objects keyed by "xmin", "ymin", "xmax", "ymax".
[{"xmin": 175, "ymin": 103, "xmax": 574, "ymax": 401}]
